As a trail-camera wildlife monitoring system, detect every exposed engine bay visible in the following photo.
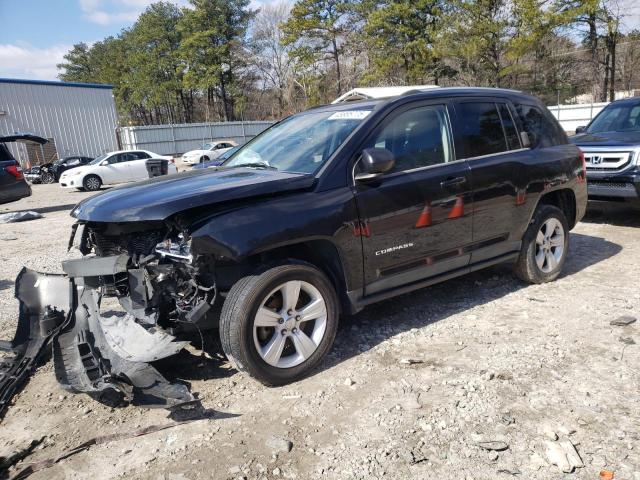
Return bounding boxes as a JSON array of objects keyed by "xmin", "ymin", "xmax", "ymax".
[{"xmin": 0, "ymin": 220, "xmax": 220, "ymax": 416}]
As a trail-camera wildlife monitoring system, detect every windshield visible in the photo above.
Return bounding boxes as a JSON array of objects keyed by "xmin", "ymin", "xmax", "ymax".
[
  {"xmin": 224, "ymin": 108, "xmax": 372, "ymax": 174},
  {"xmin": 89, "ymin": 154, "xmax": 109, "ymax": 165},
  {"xmin": 201, "ymin": 143, "xmax": 213, "ymax": 150},
  {"xmin": 587, "ymin": 102, "xmax": 640, "ymax": 133},
  {"xmin": 218, "ymin": 145, "xmax": 240, "ymax": 161}
]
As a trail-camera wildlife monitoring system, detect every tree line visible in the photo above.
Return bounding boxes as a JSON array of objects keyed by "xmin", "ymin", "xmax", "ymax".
[{"xmin": 57, "ymin": 0, "xmax": 640, "ymax": 125}]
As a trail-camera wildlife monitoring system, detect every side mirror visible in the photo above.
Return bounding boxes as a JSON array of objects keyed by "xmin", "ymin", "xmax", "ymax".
[
  {"xmin": 100, "ymin": 160, "xmax": 109, "ymax": 166},
  {"xmin": 575, "ymin": 126, "xmax": 586, "ymax": 134},
  {"xmin": 355, "ymin": 148, "xmax": 395, "ymax": 182}
]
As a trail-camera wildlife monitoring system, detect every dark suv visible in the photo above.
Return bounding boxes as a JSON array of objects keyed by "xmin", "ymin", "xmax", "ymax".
[
  {"xmin": 3, "ymin": 88, "xmax": 587, "ymax": 409},
  {"xmin": 571, "ymin": 96, "xmax": 640, "ymax": 203}
]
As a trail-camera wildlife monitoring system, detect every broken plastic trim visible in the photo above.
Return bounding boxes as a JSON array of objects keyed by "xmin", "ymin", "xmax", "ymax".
[
  {"xmin": 0, "ymin": 269, "xmax": 69, "ymax": 419},
  {"xmin": 0, "ymin": 259, "xmax": 197, "ymax": 418}
]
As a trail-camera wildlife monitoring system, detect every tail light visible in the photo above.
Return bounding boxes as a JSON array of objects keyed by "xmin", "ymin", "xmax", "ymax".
[
  {"xmin": 4, "ymin": 164, "xmax": 24, "ymax": 180},
  {"xmin": 578, "ymin": 150, "xmax": 586, "ymax": 183},
  {"xmin": 169, "ymin": 157, "xmax": 175, "ymax": 164}
]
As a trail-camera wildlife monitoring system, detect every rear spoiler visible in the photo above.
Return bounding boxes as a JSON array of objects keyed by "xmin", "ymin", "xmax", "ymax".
[{"xmin": 0, "ymin": 134, "xmax": 48, "ymax": 144}]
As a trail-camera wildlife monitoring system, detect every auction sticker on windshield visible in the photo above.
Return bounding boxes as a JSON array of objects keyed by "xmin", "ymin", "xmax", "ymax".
[{"xmin": 328, "ymin": 111, "xmax": 371, "ymax": 120}]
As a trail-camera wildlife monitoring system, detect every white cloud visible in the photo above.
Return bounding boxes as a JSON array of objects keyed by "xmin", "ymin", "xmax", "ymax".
[
  {"xmin": 0, "ymin": 44, "xmax": 71, "ymax": 81},
  {"xmin": 78, "ymin": 0, "xmax": 189, "ymax": 25}
]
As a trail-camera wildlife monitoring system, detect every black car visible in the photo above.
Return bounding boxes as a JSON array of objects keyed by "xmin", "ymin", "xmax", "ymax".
[
  {"xmin": 25, "ymin": 156, "xmax": 94, "ymax": 184},
  {"xmin": 571, "ymin": 96, "xmax": 640, "ymax": 203},
  {"xmin": 3, "ymin": 88, "xmax": 586, "ymax": 410},
  {"xmin": 0, "ymin": 134, "xmax": 46, "ymax": 204}
]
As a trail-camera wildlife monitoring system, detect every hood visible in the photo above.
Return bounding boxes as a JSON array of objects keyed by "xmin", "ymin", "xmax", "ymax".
[
  {"xmin": 571, "ymin": 130, "xmax": 640, "ymax": 147},
  {"xmin": 71, "ymin": 167, "xmax": 315, "ymax": 222}
]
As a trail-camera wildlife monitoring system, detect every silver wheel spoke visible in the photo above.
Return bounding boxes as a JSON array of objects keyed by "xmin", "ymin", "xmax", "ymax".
[
  {"xmin": 255, "ymin": 307, "xmax": 281, "ymax": 327},
  {"xmin": 545, "ymin": 250, "xmax": 558, "ymax": 270},
  {"xmin": 261, "ymin": 333, "xmax": 286, "ymax": 366},
  {"xmin": 298, "ymin": 297, "xmax": 326, "ymax": 322},
  {"xmin": 536, "ymin": 230, "xmax": 544, "ymax": 245},
  {"xmin": 291, "ymin": 329, "xmax": 317, "ymax": 360},
  {"xmin": 549, "ymin": 235, "xmax": 563, "ymax": 248},
  {"xmin": 281, "ymin": 281, "xmax": 301, "ymax": 311},
  {"xmin": 535, "ymin": 249, "xmax": 545, "ymax": 269}
]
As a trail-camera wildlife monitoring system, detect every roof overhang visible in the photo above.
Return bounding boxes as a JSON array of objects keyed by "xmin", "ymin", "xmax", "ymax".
[{"xmin": 332, "ymin": 85, "xmax": 440, "ymax": 104}]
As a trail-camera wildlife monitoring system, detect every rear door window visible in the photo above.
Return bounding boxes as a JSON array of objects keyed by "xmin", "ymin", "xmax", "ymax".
[
  {"xmin": 453, "ymin": 102, "xmax": 509, "ymax": 158},
  {"xmin": 497, "ymin": 103, "xmax": 521, "ymax": 150}
]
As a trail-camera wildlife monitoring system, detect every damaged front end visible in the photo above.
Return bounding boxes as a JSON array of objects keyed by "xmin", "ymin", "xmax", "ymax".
[{"xmin": 1, "ymin": 221, "xmax": 218, "ymax": 416}]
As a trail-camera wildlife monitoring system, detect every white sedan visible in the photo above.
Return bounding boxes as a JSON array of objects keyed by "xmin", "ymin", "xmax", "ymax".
[
  {"xmin": 181, "ymin": 140, "xmax": 238, "ymax": 165},
  {"xmin": 59, "ymin": 149, "xmax": 177, "ymax": 191}
]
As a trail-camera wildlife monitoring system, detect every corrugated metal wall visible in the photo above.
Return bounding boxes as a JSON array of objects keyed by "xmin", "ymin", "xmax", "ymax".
[
  {"xmin": 0, "ymin": 80, "xmax": 119, "ymax": 166},
  {"xmin": 118, "ymin": 121, "xmax": 274, "ymax": 155}
]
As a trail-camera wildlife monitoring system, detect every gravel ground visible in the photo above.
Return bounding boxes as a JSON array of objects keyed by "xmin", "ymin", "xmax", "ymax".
[{"xmin": 0, "ymin": 187, "xmax": 638, "ymax": 480}]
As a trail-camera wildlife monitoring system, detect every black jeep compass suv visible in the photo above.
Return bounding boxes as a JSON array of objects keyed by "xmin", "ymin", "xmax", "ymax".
[{"xmin": 4, "ymin": 88, "xmax": 587, "ymax": 409}]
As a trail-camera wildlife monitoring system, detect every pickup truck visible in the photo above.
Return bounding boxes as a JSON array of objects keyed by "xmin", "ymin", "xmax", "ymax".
[{"xmin": 1, "ymin": 88, "xmax": 587, "ymax": 411}]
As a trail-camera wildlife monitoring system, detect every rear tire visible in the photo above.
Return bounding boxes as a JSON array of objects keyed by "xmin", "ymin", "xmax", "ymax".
[
  {"xmin": 83, "ymin": 174, "xmax": 102, "ymax": 191},
  {"xmin": 220, "ymin": 262, "xmax": 339, "ymax": 386},
  {"xmin": 514, "ymin": 204, "xmax": 569, "ymax": 284}
]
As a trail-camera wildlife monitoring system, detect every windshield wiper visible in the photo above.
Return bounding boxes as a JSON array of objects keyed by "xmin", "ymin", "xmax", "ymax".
[{"xmin": 233, "ymin": 162, "xmax": 277, "ymax": 170}]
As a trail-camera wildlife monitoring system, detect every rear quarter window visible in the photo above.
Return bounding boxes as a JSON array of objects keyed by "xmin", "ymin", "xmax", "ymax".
[{"xmin": 514, "ymin": 103, "xmax": 567, "ymax": 148}]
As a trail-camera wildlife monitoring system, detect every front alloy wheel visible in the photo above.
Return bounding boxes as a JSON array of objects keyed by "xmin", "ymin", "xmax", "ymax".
[
  {"xmin": 253, "ymin": 280, "xmax": 327, "ymax": 368},
  {"xmin": 41, "ymin": 172, "xmax": 55, "ymax": 184},
  {"xmin": 220, "ymin": 262, "xmax": 339, "ymax": 386}
]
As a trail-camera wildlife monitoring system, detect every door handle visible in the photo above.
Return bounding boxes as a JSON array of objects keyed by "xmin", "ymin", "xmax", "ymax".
[{"xmin": 440, "ymin": 176, "xmax": 467, "ymax": 188}]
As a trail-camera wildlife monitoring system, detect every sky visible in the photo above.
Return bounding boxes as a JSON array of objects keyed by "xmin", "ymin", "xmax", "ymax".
[
  {"xmin": 1, "ymin": 0, "xmax": 639, "ymax": 82},
  {"xmin": 0, "ymin": 0, "xmax": 187, "ymax": 80}
]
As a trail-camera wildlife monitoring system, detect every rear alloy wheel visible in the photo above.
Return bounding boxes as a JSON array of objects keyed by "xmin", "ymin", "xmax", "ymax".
[
  {"xmin": 41, "ymin": 172, "xmax": 55, "ymax": 184},
  {"xmin": 220, "ymin": 262, "xmax": 339, "ymax": 386},
  {"xmin": 514, "ymin": 204, "xmax": 569, "ymax": 283},
  {"xmin": 83, "ymin": 174, "xmax": 102, "ymax": 191}
]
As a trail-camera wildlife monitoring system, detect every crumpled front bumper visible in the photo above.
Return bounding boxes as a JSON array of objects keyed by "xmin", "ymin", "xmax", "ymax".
[{"xmin": 0, "ymin": 255, "xmax": 197, "ymax": 418}]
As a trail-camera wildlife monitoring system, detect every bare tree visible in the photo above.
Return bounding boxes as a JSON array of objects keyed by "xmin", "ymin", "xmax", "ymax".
[{"xmin": 250, "ymin": 2, "xmax": 296, "ymax": 117}]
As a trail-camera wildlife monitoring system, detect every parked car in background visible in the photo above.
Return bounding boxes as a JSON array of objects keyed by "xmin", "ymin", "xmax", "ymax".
[
  {"xmin": 0, "ymin": 134, "xmax": 45, "ymax": 203},
  {"xmin": 59, "ymin": 149, "xmax": 176, "ymax": 191},
  {"xmin": 571, "ymin": 96, "xmax": 640, "ymax": 203},
  {"xmin": 191, "ymin": 145, "xmax": 240, "ymax": 169},
  {"xmin": 23, "ymin": 165, "xmax": 43, "ymax": 184},
  {"xmin": 40, "ymin": 156, "xmax": 94, "ymax": 183},
  {"xmin": 181, "ymin": 140, "xmax": 238, "ymax": 165}
]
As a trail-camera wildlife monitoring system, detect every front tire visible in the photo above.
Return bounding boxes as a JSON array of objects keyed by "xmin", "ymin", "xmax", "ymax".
[
  {"xmin": 83, "ymin": 174, "xmax": 102, "ymax": 191},
  {"xmin": 41, "ymin": 172, "xmax": 55, "ymax": 184},
  {"xmin": 200, "ymin": 156, "xmax": 209, "ymax": 164},
  {"xmin": 514, "ymin": 204, "xmax": 569, "ymax": 284},
  {"xmin": 220, "ymin": 262, "xmax": 339, "ymax": 386}
]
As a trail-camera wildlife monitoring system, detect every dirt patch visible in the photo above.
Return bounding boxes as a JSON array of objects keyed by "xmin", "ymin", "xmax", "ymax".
[{"xmin": 0, "ymin": 201, "xmax": 639, "ymax": 479}]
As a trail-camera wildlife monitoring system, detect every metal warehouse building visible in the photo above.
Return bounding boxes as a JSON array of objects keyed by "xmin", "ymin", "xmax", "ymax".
[{"xmin": 0, "ymin": 78, "xmax": 118, "ymax": 167}]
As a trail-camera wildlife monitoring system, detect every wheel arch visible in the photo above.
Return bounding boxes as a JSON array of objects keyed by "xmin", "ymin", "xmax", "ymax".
[
  {"xmin": 535, "ymin": 188, "xmax": 577, "ymax": 229},
  {"xmin": 210, "ymin": 239, "xmax": 351, "ymax": 315}
]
